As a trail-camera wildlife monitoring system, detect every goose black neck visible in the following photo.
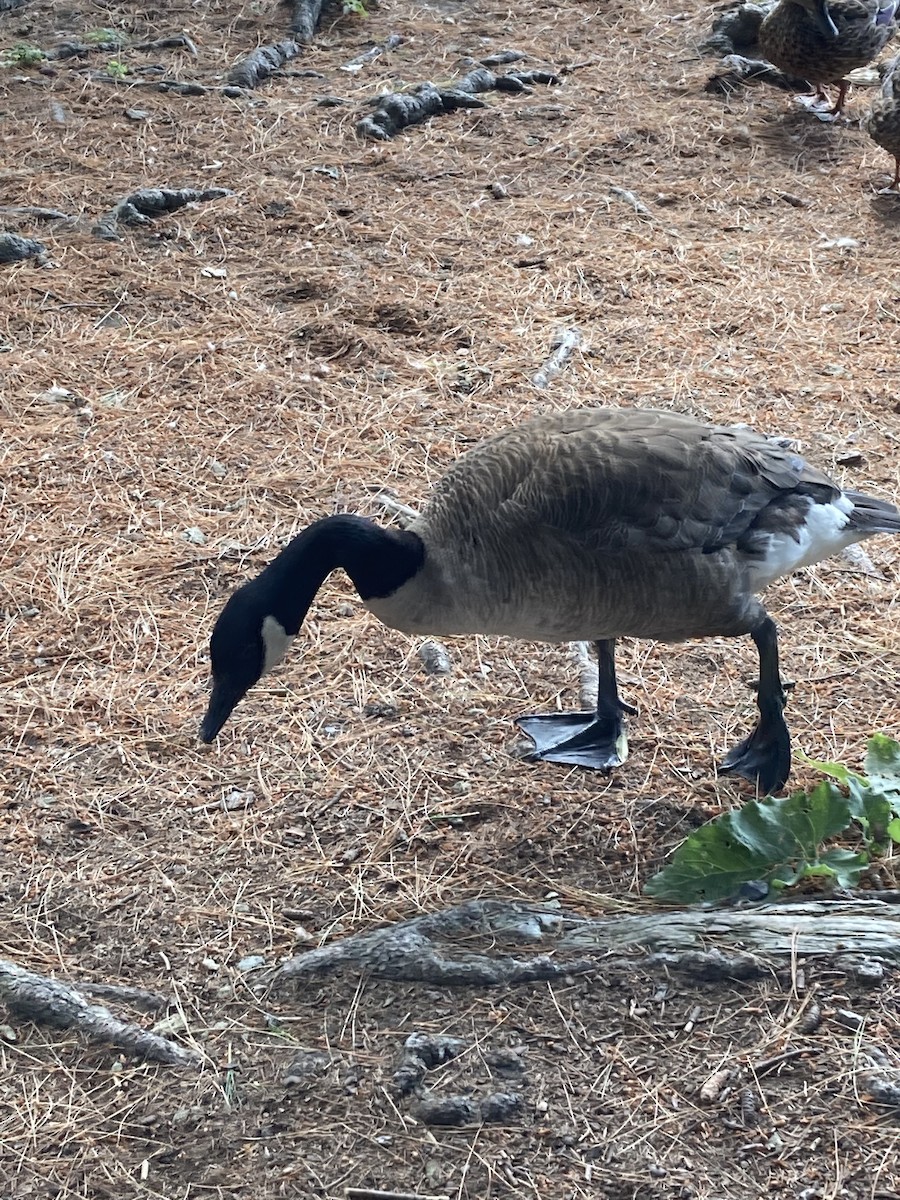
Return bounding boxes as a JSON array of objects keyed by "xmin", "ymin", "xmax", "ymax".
[{"xmin": 255, "ymin": 515, "xmax": 425, "ymax": 634}]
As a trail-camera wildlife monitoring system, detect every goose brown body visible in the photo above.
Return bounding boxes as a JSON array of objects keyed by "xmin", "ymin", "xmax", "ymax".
[
  {"xmin": 759, "ymin": 0, "xmax": 897, "ymax": 108},
  {"xmin": 368, "ymin": 409, "xmax": 851, "ymax": 642}
]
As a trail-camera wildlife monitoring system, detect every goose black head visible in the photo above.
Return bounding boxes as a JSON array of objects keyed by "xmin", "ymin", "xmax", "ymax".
[{"xmin": 199, "ymin": 584, "xmax": 293, "ymax": 743}]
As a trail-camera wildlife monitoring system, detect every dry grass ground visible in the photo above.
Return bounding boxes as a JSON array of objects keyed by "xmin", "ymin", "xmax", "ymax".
[{"xmin": 2, "ymin": 0, "xmax": 900, "ymax": 1195}]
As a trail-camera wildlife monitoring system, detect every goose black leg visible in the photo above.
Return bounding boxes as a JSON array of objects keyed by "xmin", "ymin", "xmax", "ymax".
[
  {"xmin": 720, "ymin": 615, "xmax": 792, "ymax": 794},
  {"xmin": 516, "ymin": 640, "xmax": 635, "ymax": 770}
]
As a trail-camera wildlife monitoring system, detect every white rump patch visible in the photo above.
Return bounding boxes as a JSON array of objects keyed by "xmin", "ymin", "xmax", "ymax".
[
  {"xmin": 748, "ymin": 494, "xmax": 857, "ymax": 592},
  {"xmin": 261, "ymin": 615, "xmax": 294, "ymax": 675}
]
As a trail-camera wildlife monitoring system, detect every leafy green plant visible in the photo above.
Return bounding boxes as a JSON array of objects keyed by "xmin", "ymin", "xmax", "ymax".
[
  {"xmin": 85, "ymin": 27, "xmax": 127, "ymax": 46},
  {"xmin": 645, "ymin": 734, "xmax": 900, "ymax": 904},
  {"xmin": 105, "ymin": 58, "xmax": 129, "ymax": 79},
  {"xmin": 0, "ymin": 42, "xmax": 47, "ymax": 68}
]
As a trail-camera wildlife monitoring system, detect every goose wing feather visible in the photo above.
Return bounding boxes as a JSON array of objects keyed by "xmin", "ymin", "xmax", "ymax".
[{"xmin": 420, "ymin": 409, "xmax": 836, "ymax": 559}]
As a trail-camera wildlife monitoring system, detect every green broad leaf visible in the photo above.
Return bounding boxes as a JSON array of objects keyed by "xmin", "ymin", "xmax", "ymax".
[
  {"xmin": 887, "ymin": 817, "xmax": 900, "ymax": 844},
  {"xmin": 797, "ymin": 751, "xmax": 866, "ymax": 789},
  {"xmin": 813, "ymin": 848, "xmax": 870, "ymax": 889},
  {"xmin": 644, "ymin": 785, "xmax": 853, "ymax": 904},
  {"xmin": 849, "ymin": 789, "xmax": 893, "ymax": 850},
  {"xmin": 865, "ymin": 734, "xmax": 900, "ymax": 797}
]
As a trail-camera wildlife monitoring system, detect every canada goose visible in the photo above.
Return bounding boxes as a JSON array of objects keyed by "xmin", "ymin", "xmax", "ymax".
[
  {"xmin": 867, "ymin": 53, "xmax": 900, "ymax": 187},
  {"xmin": 759, "ymin": 0, "xmax": 898, "ymax": 117},
  {"xmin": 199, "ymin": 408, "xmax": 900, "ymax": 794}
]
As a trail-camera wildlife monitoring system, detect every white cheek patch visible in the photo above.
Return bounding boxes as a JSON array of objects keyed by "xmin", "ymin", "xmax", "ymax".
[{"xmin": 261, "ymin": 614, "xmax": 294, "ymax": 675}]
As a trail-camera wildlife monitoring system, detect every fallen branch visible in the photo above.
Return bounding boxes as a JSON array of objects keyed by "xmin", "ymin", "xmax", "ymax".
[
  {"xmin": 0, "ymin": 205, "xmax": 72, "ymax": 223},
  {"xmin": 341, "ymin": 33, "xmax": 404, "ymax": 73},
  {"xmin": 227, "ymin": 39, "xmax": 302, "ymax": 89},
  {"xmin": 0, "ymin": 958, "xmax": 200, "ymax": 1065},
  {"xmin": 0, "ymin": 232, "xmax": 49, "ymax": 265},
  {"xmin": 134, "ymin": 33, "xmax": 199, "ymax": 54},
  {"xmin": 532, "ymin": 326, "xmax": 581, "ymax": 389},
  {"xmin": 92, "ymin": 186, "xmax": 232, "ymax": 240},
  {"xmin": 270, "ymin": 897, "xmax": 900, "ymax": 990},
  {"xmin": 357, "ymin": 66, "xmax": 562, "ymax": 141},
  {"xmin": 345, "ymin": 1190, "xmax": 451, "ymax": 1200}
]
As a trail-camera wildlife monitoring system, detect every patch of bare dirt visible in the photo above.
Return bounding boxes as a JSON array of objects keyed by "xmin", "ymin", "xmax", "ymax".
[{"xmin": 1, "ymin": 0, "xmax": 899, "ymax": 1195}]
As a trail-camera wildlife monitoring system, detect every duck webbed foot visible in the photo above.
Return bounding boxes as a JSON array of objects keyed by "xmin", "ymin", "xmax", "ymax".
[
  {"xmin": 516, "ymin": 639, "xmax": 634, "ymax": 771},
  {"xmin": 720, "ymin": 615, "xmax": 792, "ymax": 794}
]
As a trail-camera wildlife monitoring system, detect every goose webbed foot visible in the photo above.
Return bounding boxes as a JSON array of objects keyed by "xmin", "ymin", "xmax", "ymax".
[
  {"xmin": 720, "ymin": 713, "xmax": 791, "ymax": 794},
  {"xmin": 516, "ymin": 709, "xmax": 630, "ymax": 770},
  {"xmin": 516, "ymin": 638, "xmax": 633, "ymax": 771}
]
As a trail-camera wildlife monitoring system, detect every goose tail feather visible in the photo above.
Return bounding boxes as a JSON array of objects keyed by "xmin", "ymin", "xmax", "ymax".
[{"xmin": 845, "ymin": 490, "xmax": 900, "ymax": 534}]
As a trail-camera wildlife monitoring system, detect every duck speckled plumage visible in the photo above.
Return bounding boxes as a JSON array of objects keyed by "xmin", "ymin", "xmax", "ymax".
[
  {"xmin": 867, "ymin": 53, "xmax": 900, "ymax": 186},
  {"xmin": 760, "ymin": 0, "xmax": 899, "ymax": 115}
]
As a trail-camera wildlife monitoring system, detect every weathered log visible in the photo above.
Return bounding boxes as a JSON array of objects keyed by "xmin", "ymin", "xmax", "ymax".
[{"xmin": 270, "ymin": 897, "xmax": 900, "ymax": 990}]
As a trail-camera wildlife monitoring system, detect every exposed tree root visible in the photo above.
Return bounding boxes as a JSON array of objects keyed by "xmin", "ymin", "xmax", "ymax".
[
  {"xmin": 227, "ymin": 39, "xmax": 302, "ymax": 89},
  {"xmin": 0, "ymin": 958, "xmax": 200, "ymax": 1065},
  {"xmin": 357, "ymin": 66, "xmax": 562, "ymax": 141},
  {"xmin": 290, "ymin": 0, "xmax": 326, "ymax": 43},
  {"xmin": 0, "ymin": 233, "xmax": 49, "ymax": 265},
  {"xmin": 92, "ymin": 186, "xmax": 232, "ymax": 241}
]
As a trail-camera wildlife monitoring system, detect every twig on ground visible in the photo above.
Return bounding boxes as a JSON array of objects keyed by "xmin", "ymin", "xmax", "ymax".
[
  {"xmin": 341, "ymin": 33, "xmax": 404, "ymax": 73},
  {"xmin": 532, "ymin": 326, "xmax": 582, "ymax": 389},
  {"xmin": 345, "ymin": 1189, "xmax": 451, "ymax": 1200},
  {"xmin": 92, "ymin": 186, "xmax": 233, "ymax": 240},
  {"xmin": 0, "ymin": 958, "xmax": 200, "ymax": 1065},
  {"xmin": 0, "ymin": 205, "xmax": 72, "ymax": 223},
  {"xmin": 609, "ymin": 186, "xmax": 653, "ymax": 219},
  {"xmin": 134, "ymin": 33, "xmax": 199, "ymax": 54}
]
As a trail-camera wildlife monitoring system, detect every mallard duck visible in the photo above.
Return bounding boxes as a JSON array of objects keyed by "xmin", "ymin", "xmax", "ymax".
[
  {"xmin": 199, "ymin": 408, "xmax": 900, "ymax": 795},
  {"xmin": 867, "ymin": 53, "xmax": 900, "ymax": 185},
  {"xmin": 759, "ymin": 0, "xmax": 899, "ymax": 117}
]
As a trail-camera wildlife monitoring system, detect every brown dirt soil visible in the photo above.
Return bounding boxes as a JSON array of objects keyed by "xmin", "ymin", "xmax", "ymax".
[{"xmin": 2, "ymin": 0, "xmax": 900, "ymax": 1196}]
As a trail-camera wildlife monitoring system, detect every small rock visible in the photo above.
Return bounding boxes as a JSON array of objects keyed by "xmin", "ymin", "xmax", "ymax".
[
  {"xmin": 181, "ymin": 527, "xmax": 206, "ymax": 545},
  {"xmin": 412, "ymin": 1093, "xmax": 479, "ymax": 1126},
  {"xmin": 125, "ymin": 107, "xmax": 149, "ymax": 120},
  {"xmin": 236, "ymin": 954, "xmax": 266, "ymax": 973},
  {"xmin": 283, "ymin": 1050, "xmax": 330, "ymax": 1085},
  {"xmin": 419, "ymin": 640, "xmax": 452, "ymax": 674},
  {"xmin": 479, "ymin": 1092, "xmax": 523, "ymax": 1122}
]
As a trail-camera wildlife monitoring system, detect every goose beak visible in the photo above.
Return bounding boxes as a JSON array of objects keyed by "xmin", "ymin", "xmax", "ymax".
[
  {"xmin": 812, "ymin": 0, "xmax": 839, "ymax": 38},
  {"xmin": 199, "ymin": 682, "xmax": 243, "ymax": 743}
]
